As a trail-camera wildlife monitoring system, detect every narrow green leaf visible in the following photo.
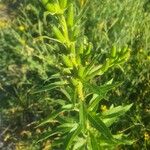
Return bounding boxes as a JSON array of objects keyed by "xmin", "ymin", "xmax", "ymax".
[
  {"xmin": 73, "ymin": 138, "xmax": 86, "ymax": 150},
  {"xmin": 60, "ymin": 88, "xmax": 72, "ymax": 101},
  {"xmin": 52, "ymin": 25, "xmax": 66, "ymax": 43},
  {"xmin": 36, "ymin": 123, "xmax": 77, "ymax": 143},
  {"xmin": 88, "ymin": 94, "xmax": 106, "ymax": 111},
  {"xmin": 36, "ymin": 129, "xmax": 59, "ymax": 143},
  {"xmin": 88, "ymin": 112, "xmax": 115, "ymax": 142},
  {"xmin": 36, "ymin": 109, "xmax": 63, "ymax": 127},
  {"xmin": 89, "ymin": 131, "xmax": 99, "ymax": 150},
  {"xmin": 36, "ymin": 104, "xmax": 73, "ymax": 127},
  {"xmin": 102, "ymin": 104, "xmax": 133, "ymax": 118},
  {"xmin": 86, "ymin": 82, "xmax": 121, "ymax": 110},
  {"xmin": 63, "ymin": 124, "xmax": 82, "ymax": 150},
  {"xmin": 84, "ymin": 81, "xmax": 121, "ymax": 96},
  {"xmin": 33, "ymin": 80, "xmax": 67, "ymax": 94},
  {"xmin": 102, "ymin": 117, "xmax": 118, "ymax": 127}
]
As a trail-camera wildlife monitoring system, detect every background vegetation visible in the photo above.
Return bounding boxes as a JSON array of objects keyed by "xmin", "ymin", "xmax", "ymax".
[{"xmin": 0, "ymin": 0, "xmax": 150, "ymax": 149}]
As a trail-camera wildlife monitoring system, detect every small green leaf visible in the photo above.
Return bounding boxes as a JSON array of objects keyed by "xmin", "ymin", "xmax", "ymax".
[{"xmin": 52, "ymin": 25, "xmax": 66, "ymax": 43}]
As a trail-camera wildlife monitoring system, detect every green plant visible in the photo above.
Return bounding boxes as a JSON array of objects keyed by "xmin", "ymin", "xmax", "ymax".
[{"xmin": 35, "ymin": 0, "xmax": 133, "ymax": 149}]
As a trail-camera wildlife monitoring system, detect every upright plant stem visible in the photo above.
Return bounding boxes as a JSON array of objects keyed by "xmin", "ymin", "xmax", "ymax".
[{"xmin": 79, "ymin": 99, "xmax": 86, "ymax": 133}]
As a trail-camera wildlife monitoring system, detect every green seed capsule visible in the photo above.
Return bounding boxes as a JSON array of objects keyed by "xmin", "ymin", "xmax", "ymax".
[
  {"xmin": 78, "ymin": 66, "xmax": 85, "ymax": 78},
  {"xmin": 67, "ymin": 4, "xmax": 74, "ymax": 28},
  {"xmin": 111, "ymin": 46, "xmax": 116, "ymax": 58},
  {"xmin": 71, "ymin": 55, "xmax": 78, "ymax": 67},
  {"xmin": 46, "ymin": 3, "xmax": 56, "ymax": 14},
  {"xmin": 85, "ymin": 42, "xmax": 93, "ymax": 55},
  {"xmin": 52, "ymin": 26, "xmax": 66, "ymax": 43},
  {"xmin": 61, "ymin": 55, "xmax": 73, "ymax": 67},
  {"xmin": 119, "ymin": 46, "xmax": 128, "ymax": 57},
  {"xmin": 101, "ymin": 59, "xmax": 110, "ymax": 73},
  {"xmin": 77, "ymin": 81, "xmax": 84, "ymax": 101},
  {"xmin": 78, "ymin": 42, "xmax": 84, "ymax": 54},
  {"xmin": 120, "ymin": 50, "xmax": 130, "ymax": 61},
  {"xmin": 122, "ymin": 46, "xmax": 128, "ymax": 54},
  {"xmin": 59, "ymin": 0, "xmax": 68, "ymax": 9},
  {"xmin": 46, "ymin": 1, "xmax": 63, "ymax": 14},
  {"xmin": 71, "ymin": 78, "xmax": 78, "ymax": 86},
  {"xmin": 73, "ymin": 27, "xmax": 80, "ymax": 39}
]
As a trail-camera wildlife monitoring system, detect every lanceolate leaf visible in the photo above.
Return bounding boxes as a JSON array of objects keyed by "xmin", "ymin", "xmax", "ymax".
[
  {"xmin": 36, "ymin": 123, "xmax": 77, "ymax": 143},
  {"xmin": 85, "ymin": 82, "xmax": 122, "ymax": 96},
  {"xmin": 36, "ymin": 104, "xmax": 73, "ymax": 127},
  {"xmin": 73, "ymin": 138, "xmax": 86, "ymax": 150},
  {"xmin": 52, "ymin": 25, "xmax": 66, "ymax": 43},
  {"xmin": 33, "ymin": 80, "xmax": 68, "ymax": 94},
  {"xmin": 63, "ymin": 124, "xmax": 82, "ymax": 150},
  {"xmin": 36, "ymin": 109, "xmax": 63, "ymax": 127},
  {"xmin": 102, "ymin": 117, "xmax": 118, "ymax": 127},
  {"xmin": 88, "ymin": 94, "xmax": 106, "ymax": 111},
  {"xmin": 101, "ymin": 104, "xmax": 133, "ymax": 118},
  {"xmin": 86, "ymin": 82, "xmax": 122, "ymax": 110},
  {"xmin": 60, "ymin": 88, "xmax": 71, "ymax": 101},
  {"xmin": 36, "ymin": 128, "xmax": 59, "ymax": 143},
  {"xmin": 88, "ymin": 112, "xmax": 115, "ymax": 142}
]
